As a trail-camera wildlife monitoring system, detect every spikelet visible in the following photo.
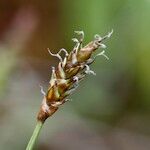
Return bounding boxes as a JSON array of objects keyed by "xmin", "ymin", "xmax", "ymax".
[{"xmin": 37, "ymin": 30, "xmax": 113, "ymax": 123}]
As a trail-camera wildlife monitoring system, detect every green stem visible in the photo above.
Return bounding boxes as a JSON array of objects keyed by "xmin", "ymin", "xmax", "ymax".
[{"xmin": 26, "ymin": 121, "xmax": 43, "ymax": 150}]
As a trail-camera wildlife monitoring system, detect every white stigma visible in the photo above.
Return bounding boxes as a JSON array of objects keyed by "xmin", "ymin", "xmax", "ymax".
[
  {"xmin": 48, "ymin": 48, "xmax": 63, "ymax": 62},
  {"xmin": 96, "ymin": 50, "xmax": 109, "ymax": 60},
  {"xmin": 39, "ymin": 85, "xmax": 46, "ymax": 96},
  {"xmin": 85, "ymin": 65, "xmax": 96, "ymax": 75}
]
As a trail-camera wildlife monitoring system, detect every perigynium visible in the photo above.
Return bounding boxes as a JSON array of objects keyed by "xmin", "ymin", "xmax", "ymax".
[{"xmin": 26, "ymin": 30, "xmax": 113, "ymax": 150}]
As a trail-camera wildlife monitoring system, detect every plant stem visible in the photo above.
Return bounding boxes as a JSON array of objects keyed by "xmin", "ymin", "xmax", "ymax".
[{"xmin": 26, "ymin": 121, "xmax": 43, "ymax": 150}]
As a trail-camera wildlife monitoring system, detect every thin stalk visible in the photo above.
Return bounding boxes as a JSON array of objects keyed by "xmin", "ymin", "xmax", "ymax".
[{"xmin": 26, "ymin": 121, "xmax": 43, "ymax": 150}]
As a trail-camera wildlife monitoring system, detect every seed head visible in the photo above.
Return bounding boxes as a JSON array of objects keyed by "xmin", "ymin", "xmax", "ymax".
[{"xmin": 37, "ymin": 30, "xmax": 113, "ymax": 123}]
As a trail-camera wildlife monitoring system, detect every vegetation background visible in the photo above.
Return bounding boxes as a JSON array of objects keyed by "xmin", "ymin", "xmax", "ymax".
[{"xmin": 0, "ymin": 0, "xmax": 150, "ymax": 149}]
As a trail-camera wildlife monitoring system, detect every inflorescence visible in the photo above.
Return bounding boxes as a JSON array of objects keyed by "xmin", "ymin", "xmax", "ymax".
[{"xmin": 37, "ymin": 30, "xmax": 113, "ymax": 123}]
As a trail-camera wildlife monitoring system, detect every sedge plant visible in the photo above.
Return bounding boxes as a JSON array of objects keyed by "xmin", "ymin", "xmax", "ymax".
[{"xmin": 26, "ymin": 30, "xmax": 113, "ymax": 150}]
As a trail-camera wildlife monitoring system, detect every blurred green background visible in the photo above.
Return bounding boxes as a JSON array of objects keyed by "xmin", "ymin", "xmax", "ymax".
[{"xmin": 0, "ymin": 0, "xmax": 150, "ymax": 150}]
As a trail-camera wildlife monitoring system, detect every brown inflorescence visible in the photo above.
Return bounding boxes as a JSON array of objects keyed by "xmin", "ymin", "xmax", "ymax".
[{"xmin": 37, "ymin": 30, "xmax": 113, "ymax": 123}]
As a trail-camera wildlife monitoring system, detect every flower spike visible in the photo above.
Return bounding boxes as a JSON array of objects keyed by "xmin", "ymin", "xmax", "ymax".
[{"xmin": 37, "ymin": 30, "xmax": 113, "ymax": 123}]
